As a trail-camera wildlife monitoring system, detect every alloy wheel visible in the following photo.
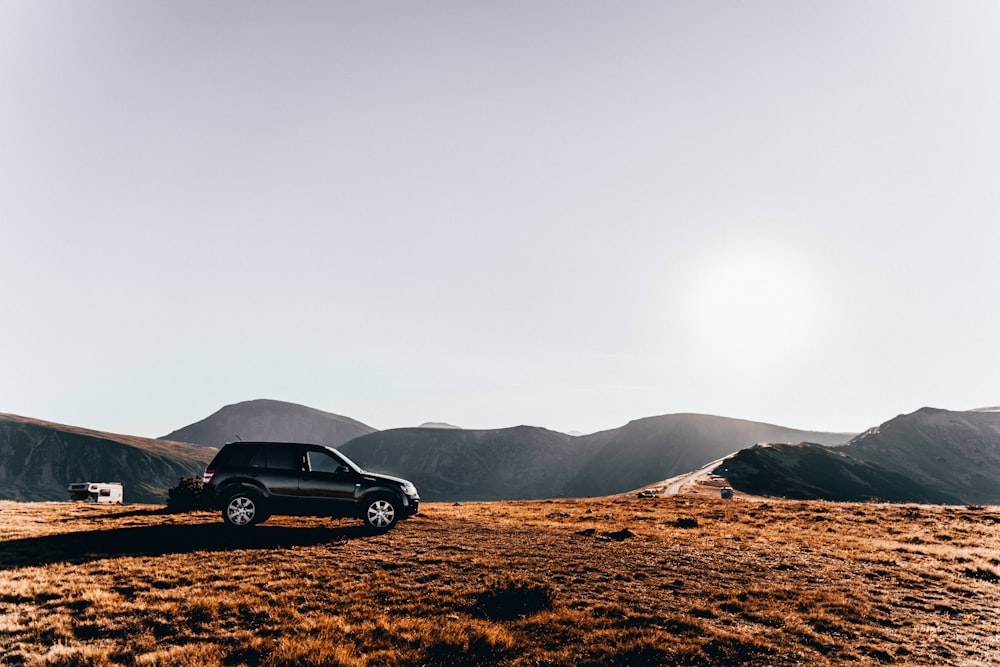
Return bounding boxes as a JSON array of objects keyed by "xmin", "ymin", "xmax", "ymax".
[
  {"xmin": 366, "ymin": 499, "xmax": 396, "ymax": 529},
  {"xmin": 226, "ymin": 496, "xmax": 256, "ymax": 526}
]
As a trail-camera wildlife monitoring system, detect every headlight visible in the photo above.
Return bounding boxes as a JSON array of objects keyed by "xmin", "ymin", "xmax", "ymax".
[{"xmin": 400, "ymin": 482, "xmax": 419, "ymax": 498}]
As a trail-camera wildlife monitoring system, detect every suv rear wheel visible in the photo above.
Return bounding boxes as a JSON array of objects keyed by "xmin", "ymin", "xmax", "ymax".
[
  {"xmin": 224, "ymin": 492, "xmax": 263, "ymax": 527},
  {"xmin": 363, "ymin": 496, "xmax": 399, "ymax": 532}
]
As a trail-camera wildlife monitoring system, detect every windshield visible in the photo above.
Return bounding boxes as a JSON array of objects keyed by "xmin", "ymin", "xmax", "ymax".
[{"xmin": 328, "ymin": 447, "xmax": 364, "ymax": 473}]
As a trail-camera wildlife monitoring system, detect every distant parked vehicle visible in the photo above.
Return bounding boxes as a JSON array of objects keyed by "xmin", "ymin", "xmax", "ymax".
[
  {"xmin": 636, "ymin": 489, "xmax": 657, "ymax": 498},
  {"xmin": 201, "ymin": 441, "xmax": 420, "ymax": 531},
  {"xmin": 68, "ymin": 482, "xmax": 124, "ymax": 504}
]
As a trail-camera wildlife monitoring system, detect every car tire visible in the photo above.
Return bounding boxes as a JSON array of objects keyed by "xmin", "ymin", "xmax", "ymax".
[
  {"xmin": 223, "ymin": 492, "xmax": 263, "ymax": 528},
  {"xmin": 362, "ymin": 496, "xmax": 399, "ymax": 532}
]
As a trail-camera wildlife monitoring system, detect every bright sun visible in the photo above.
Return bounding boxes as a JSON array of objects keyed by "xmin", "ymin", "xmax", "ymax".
[{"xmin": 690, "ymin": 253, "xmax": 817, "ymax": 369}]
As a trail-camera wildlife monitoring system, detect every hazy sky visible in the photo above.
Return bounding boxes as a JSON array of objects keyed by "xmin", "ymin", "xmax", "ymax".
[{"xmin": 3, "ymin": 1, "xmax": 999, "ymax": 438}]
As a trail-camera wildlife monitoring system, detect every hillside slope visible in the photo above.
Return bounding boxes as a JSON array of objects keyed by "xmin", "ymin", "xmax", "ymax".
[
  {"xmin": 715, "ymin": 442, "xmax": 962, "ymax": 503},
  {"xmin": 161, "ymin": 399, "xmax": 376, "ymax": 448},
  {"xmin": 842, "ymin": 407, "xmax": 1000, "ymax": 504},
  {"xmin": 0, "ymin": 414, "xmax": 214, "ymax": 503}
]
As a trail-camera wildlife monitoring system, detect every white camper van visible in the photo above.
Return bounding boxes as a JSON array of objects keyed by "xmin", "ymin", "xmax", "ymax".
[{"xmin": 68, "ymin": 482, "xmax": 124, "ymax": 504}]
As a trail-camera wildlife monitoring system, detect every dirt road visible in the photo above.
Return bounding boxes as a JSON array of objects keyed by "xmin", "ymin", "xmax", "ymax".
[{"xmin": 662, "ymin": 454, "xmax": 735, "ymax": 496}]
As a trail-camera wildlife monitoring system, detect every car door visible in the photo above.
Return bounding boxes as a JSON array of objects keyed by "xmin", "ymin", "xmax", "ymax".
[
  {"xmin": 248, "ymin": 444, "xmax": 304, "ymax": 511},
  {"xmin": 298, "ymin": 448, "xmax": 358, "ymax": 516}
]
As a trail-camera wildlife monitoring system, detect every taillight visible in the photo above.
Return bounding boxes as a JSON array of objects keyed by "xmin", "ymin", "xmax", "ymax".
[{"xmin": 203, "ymin": 469, "xmax": 215, "ymax": 484}]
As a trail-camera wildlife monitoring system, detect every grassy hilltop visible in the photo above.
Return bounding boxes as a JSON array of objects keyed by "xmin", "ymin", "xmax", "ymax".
[{"xmin": 1, "ymin": 498, "xmax": 999, "ymax": 666}]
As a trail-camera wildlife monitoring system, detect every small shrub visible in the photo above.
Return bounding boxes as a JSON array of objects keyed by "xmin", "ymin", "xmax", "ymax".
[
  {"xmin": 674, "ymin": 517, "xmax": 699, "ymax": 529},
  {"xmin": 472, "ymin": 578, "xmax": 554, "ymax": 620},
  {"xmin": 166, "ymin": 477, "xmax": 207, "ymax": 512}
]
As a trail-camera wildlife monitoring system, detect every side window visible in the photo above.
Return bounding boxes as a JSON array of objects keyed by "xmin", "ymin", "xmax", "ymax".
[
  {"xmin": 307, "ymin": 450, "xmax": 343, "ymax": 473},
  {"xmin": 222, "ymin": 444, "xmax": 255, "ymax": 467},
  {"xmin": 248, "ymin": 445, "xmax": 268, "ymax": 468},
  {"xmin": 266, "ymin": 445, "xmax": 302, "ymax": 471}
]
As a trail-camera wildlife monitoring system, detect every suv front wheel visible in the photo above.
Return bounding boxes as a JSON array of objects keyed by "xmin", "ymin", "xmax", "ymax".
[
  {"xmin": 362, "ymin": 496, "xmax": 399, "ymax": 532},
  {"xmin": 224, "ymin": 492, "xmax": 263, "ymax": 527}
]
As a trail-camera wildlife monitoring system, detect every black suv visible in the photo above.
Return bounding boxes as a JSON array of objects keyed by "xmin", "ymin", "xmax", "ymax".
[{"xmin": 202, "ymin": 441, "xmax": 419, "ymax": 531}]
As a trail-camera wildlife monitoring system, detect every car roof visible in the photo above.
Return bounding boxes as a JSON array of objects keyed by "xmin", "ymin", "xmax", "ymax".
[
  {"xmin": 222, "ymin": 441, "xmax": 327, "ymax": 446},
  {"xmin": 220, "ymin": 441, "xmax": 337, "ymax": 450}
]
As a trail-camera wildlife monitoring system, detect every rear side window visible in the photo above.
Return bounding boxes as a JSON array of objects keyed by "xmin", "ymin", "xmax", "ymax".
[
  {"xmin": 213, "ymin": 443, "xmax": 256, "ymax": 467},
  {"xmin": 266, "ymin": 446, "xmax": 302, "ymax": 470},
  {"xmin": 247, "ymin": 444, "xmax": 302, "ymax": 471}
]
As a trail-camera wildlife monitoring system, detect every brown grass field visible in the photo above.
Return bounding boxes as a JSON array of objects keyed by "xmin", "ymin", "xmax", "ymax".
[{"xmin": 1, "ymin": 497, "xmax": 999, "ymax": 666}]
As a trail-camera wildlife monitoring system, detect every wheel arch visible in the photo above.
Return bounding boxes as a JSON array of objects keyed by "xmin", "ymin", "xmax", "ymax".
[
  {"xmin": 357, "ymin": 486, "xmax": 404, "ymax": 511},
  {"xmin": 217, "ymin": 480, "xmax": 270, "ymax": 504}
]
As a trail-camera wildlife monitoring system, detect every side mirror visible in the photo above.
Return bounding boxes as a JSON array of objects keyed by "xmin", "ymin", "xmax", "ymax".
[{"xmin": 335, "ymin": 465, "xmax": 350, "ymax": 475}]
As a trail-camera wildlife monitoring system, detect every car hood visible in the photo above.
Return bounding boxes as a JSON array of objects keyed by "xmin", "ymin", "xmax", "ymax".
[{"xmin": 360, "ymin": 471, "xmax": 415, "ymax": 488}]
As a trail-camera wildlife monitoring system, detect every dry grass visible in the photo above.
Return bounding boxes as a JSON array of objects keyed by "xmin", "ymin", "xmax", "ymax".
[{"xmin": 1, "ymin": 498, "xmax": 999, "ymax": 665}]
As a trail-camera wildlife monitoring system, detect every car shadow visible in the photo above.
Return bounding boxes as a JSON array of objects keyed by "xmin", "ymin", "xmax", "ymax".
[{"xmin": 0, "ymin": 522, "xmax": 376, "ymax": 570}]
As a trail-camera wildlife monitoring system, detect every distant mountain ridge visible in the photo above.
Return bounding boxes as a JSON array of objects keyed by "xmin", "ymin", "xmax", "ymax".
[
  {"xmin": 161, "ymin": 399, "xmax": 375, "ymax": 448},
  {"xmin": 161, "ymin": 401, "xmax": 853, "ymax": 501},
  {"xmin": 341, "ymin": 414, "xmax": 853, "ymax": 501},
  {"xmin": 418, "ymin": 422, "xmax": 462, "ymax": 429},
  {"xmin": 841, "ymin": 407, "xmax": 1000, "ymax": 505},
  {"xmin": 0, "ymin": 413, "xmax": 213, "ymax": 503}
]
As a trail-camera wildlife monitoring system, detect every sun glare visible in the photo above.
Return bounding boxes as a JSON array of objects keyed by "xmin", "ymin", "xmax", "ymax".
[{"xmin": 690, "ymin": 253, "xmax": 817, "ymax": 369}]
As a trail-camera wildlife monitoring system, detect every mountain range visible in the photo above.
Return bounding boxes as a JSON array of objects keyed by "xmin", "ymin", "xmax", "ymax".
[
  {"xmin": 338, "ymin": 415, "xmax": 851, "ymax": 501},
  {"xmin": 2, "ymin": 399, "xmax": 998, "ymax": 505}
]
